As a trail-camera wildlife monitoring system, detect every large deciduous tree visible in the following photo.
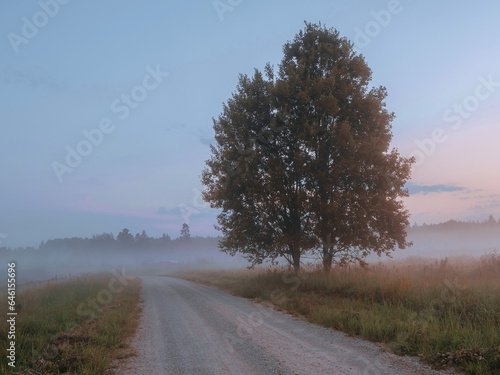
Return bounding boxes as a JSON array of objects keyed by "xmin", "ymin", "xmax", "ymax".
[{"xmin": 202, "ymin": 22, "xmax": 413, "ymax": 272}]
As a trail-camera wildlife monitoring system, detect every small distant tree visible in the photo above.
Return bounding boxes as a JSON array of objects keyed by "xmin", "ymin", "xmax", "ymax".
[
  {"xmin": 486, "ymin": 214, "xmax": 497, "ymax": 226},
  {"xmin": 117, "ymin": 228, "xmax": 134, "ymax": 242},
  {"xmin": 159, "ymin": 233, "xmax": 172, "ymax": 250},
  {"xmin": 180, "ymin": 223, "xmax": 191, "ymax": 240},
  {"xmin": 134, "ymin": 230, "xmax": 149, "ymax": 242}
]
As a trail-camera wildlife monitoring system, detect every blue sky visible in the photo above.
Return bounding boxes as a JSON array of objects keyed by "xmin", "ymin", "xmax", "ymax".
[{"xmin": 1, "ymin": 0, "xmax": 499, "ymax": 246}]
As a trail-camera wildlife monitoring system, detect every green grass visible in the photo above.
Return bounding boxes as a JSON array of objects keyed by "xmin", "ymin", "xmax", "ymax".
[
  {"xmin": 0, "ymin": 274, "xmax": 142, "ymax": 374},
  {"xmin": 177, "ymin": 254, "xmax": 500, "ymax": 375}
]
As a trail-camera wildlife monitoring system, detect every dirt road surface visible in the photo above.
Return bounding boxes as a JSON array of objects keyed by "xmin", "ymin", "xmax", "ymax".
[{"xmin": 117, "ymin": 276, "xmax": 459, "ymax": 375}]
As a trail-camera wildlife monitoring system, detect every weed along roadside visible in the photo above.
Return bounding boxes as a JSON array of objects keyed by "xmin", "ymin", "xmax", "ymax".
[
  {"xmin": 0, "ymin": 270, "xmax": 142, "ymax": 374},
  {"xmin": 178, "ymin": 255, "xmax": 500, "ymax": 375}
]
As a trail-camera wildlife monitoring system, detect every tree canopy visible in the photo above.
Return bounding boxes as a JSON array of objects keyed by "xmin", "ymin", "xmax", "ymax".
[{"xmin": 202, "ymin": 22, "xmax": 414, "ymax": 272}]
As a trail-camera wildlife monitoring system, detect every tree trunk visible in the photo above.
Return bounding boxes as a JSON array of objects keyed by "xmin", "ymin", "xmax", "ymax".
[
  {"xmin": 322, "ymin": 244, "xmax": 333, "ymax": 272},
  {"xmin": 290, "ymin": 244, "xmax": 301, "ymax": 274}
]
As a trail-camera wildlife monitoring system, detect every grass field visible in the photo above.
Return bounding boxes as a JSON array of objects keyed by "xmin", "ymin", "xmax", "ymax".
[
  {"xmin": 0, "ymin": 272, "xmax": 142, "ymax": 374},
  {"xmin": 178, "ymin": 253, "xmax": 500, "ymax": 375}
]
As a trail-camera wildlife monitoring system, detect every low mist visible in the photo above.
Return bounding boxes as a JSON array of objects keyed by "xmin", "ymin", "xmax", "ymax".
[{"xmin": 1, "ymin": 217, "xmax": 499, "ymax": 288}]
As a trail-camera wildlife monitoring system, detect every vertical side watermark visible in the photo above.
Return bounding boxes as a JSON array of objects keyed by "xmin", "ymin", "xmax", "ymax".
[{"xmin": 6, "ymin": 262, "xmax": 17, "ymax": 368}]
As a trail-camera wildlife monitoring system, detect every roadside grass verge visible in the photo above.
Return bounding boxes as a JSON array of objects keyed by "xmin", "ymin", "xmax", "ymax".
[
  {"xmin": 177, "ymin": 254, "xmax": 500, "ymax": 375},
  {"xmin": 0, "ymin": 274, "xmax": 142, "ymax": 374}
]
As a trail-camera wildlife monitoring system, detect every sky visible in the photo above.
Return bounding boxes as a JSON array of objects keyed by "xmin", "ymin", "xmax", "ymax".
[{"xmin": 1, "ymin": 0, "xmax": 499, "ymax": 247}]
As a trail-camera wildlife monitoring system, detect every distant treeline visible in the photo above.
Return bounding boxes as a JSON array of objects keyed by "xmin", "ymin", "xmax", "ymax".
[
  {"xmin": 0, "ymin": 227, "xmax": 224, "ymax": 268},
  {"xmin": 410, "ymin": 215, "xmax": 499, "ymax": 231},
  {"xmin": 1, "ymin": 217, "xmax": 499, "ymax": 260},
  {"xmin": 407, "ymin": 215, "xmax": 500, "ymax": 254},
  {"xmin": 0, "ymin": 227, "xmax": 219, "ymax": 253}
]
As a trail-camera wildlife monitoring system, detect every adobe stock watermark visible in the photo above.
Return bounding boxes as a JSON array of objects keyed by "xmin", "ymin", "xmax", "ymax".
[
  {"xmin": 360, "ymin": 356, "xmax": 385, "ymax": 375},
  {"xmin": 179, "ymin": 120, "xmax": 281, "ymax": 222},
  {"xmin": 217, "ymin": 111, "xmax": 287, "ymax": 190},
  {"xmin": 75, "ymin": 268, "xmax": 135, "ymax": 319},
  {"xmin": 51, "ymin": 65, "xmax": 168, "ymax": 183},
  {"xmin": 213, "ymin": 0, "xmax": 243, "ymax": 22},
  {"xmin": 411, "ymin": 75, "xmax": 499, "ymax": 166},
  {"xmin": 178, "ymin": 188, "xmax": 210, "ymax": 225},
  {"xmin": 7, "ymin": 0, "xmax": 71, "ymax": 54},
  {"xmin": 353, "ymin": 0, "xmax": 409, "ymax": 49},
  {"xmin": 391, "ymin": 276, "xmax": 466, "ymax": 358},
  {"xmin": 223, "ymin": 271, "xmax": 308, "ymax": 353}
]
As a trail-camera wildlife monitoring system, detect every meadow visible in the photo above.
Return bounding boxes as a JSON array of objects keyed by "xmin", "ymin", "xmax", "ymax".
[
  {"xmin": 179, "ymin": 253, "xmax": 500, "ymax": 375},
  {"xmin": 0, "ymin": 274, "xmax": 142, "ymax": 374}
]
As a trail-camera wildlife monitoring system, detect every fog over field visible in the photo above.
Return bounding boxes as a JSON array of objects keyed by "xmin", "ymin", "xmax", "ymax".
[{"xmin": 1, "ymin": 217, "xmax": 499, "ymax": 288}]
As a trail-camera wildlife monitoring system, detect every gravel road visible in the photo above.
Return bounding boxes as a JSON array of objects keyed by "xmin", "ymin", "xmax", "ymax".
[{"xmin": 117, "ymin": 276, "xmax": 460, "ymax": 375}]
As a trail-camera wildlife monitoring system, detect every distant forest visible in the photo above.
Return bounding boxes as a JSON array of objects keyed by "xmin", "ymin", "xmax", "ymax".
[
  {"xmin": 406, "ymin": 215, "xmax": 500, "ymax": 255},
  {"xmin": 0, "ymin": 225, "xmax": 223, "ymax": 268},
  {"xmin": 411, "ymin": 215, "xmax": 499, "ymax": 230},
  {"xmin": 1, "ymin": 216, "xmax": 499, "ymax": 262},
  {"xmin": 0, "ymin": 225, "xmax": 215, "ymax": 253}
]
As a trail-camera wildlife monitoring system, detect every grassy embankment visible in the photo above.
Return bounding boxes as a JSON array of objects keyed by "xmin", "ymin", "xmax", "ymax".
[
  {"xmin": 0, "ymin": 273, "xmax": 142, "ymax": 374},
  {"xmin": 179, "ymin": 254, "xmax": 500, "ymax": 375}
]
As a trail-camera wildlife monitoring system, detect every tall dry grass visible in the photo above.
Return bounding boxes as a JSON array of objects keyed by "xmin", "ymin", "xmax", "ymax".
[{"xmin": 179, "ymin": 253, "xmax": 500, "ymax": 375}]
